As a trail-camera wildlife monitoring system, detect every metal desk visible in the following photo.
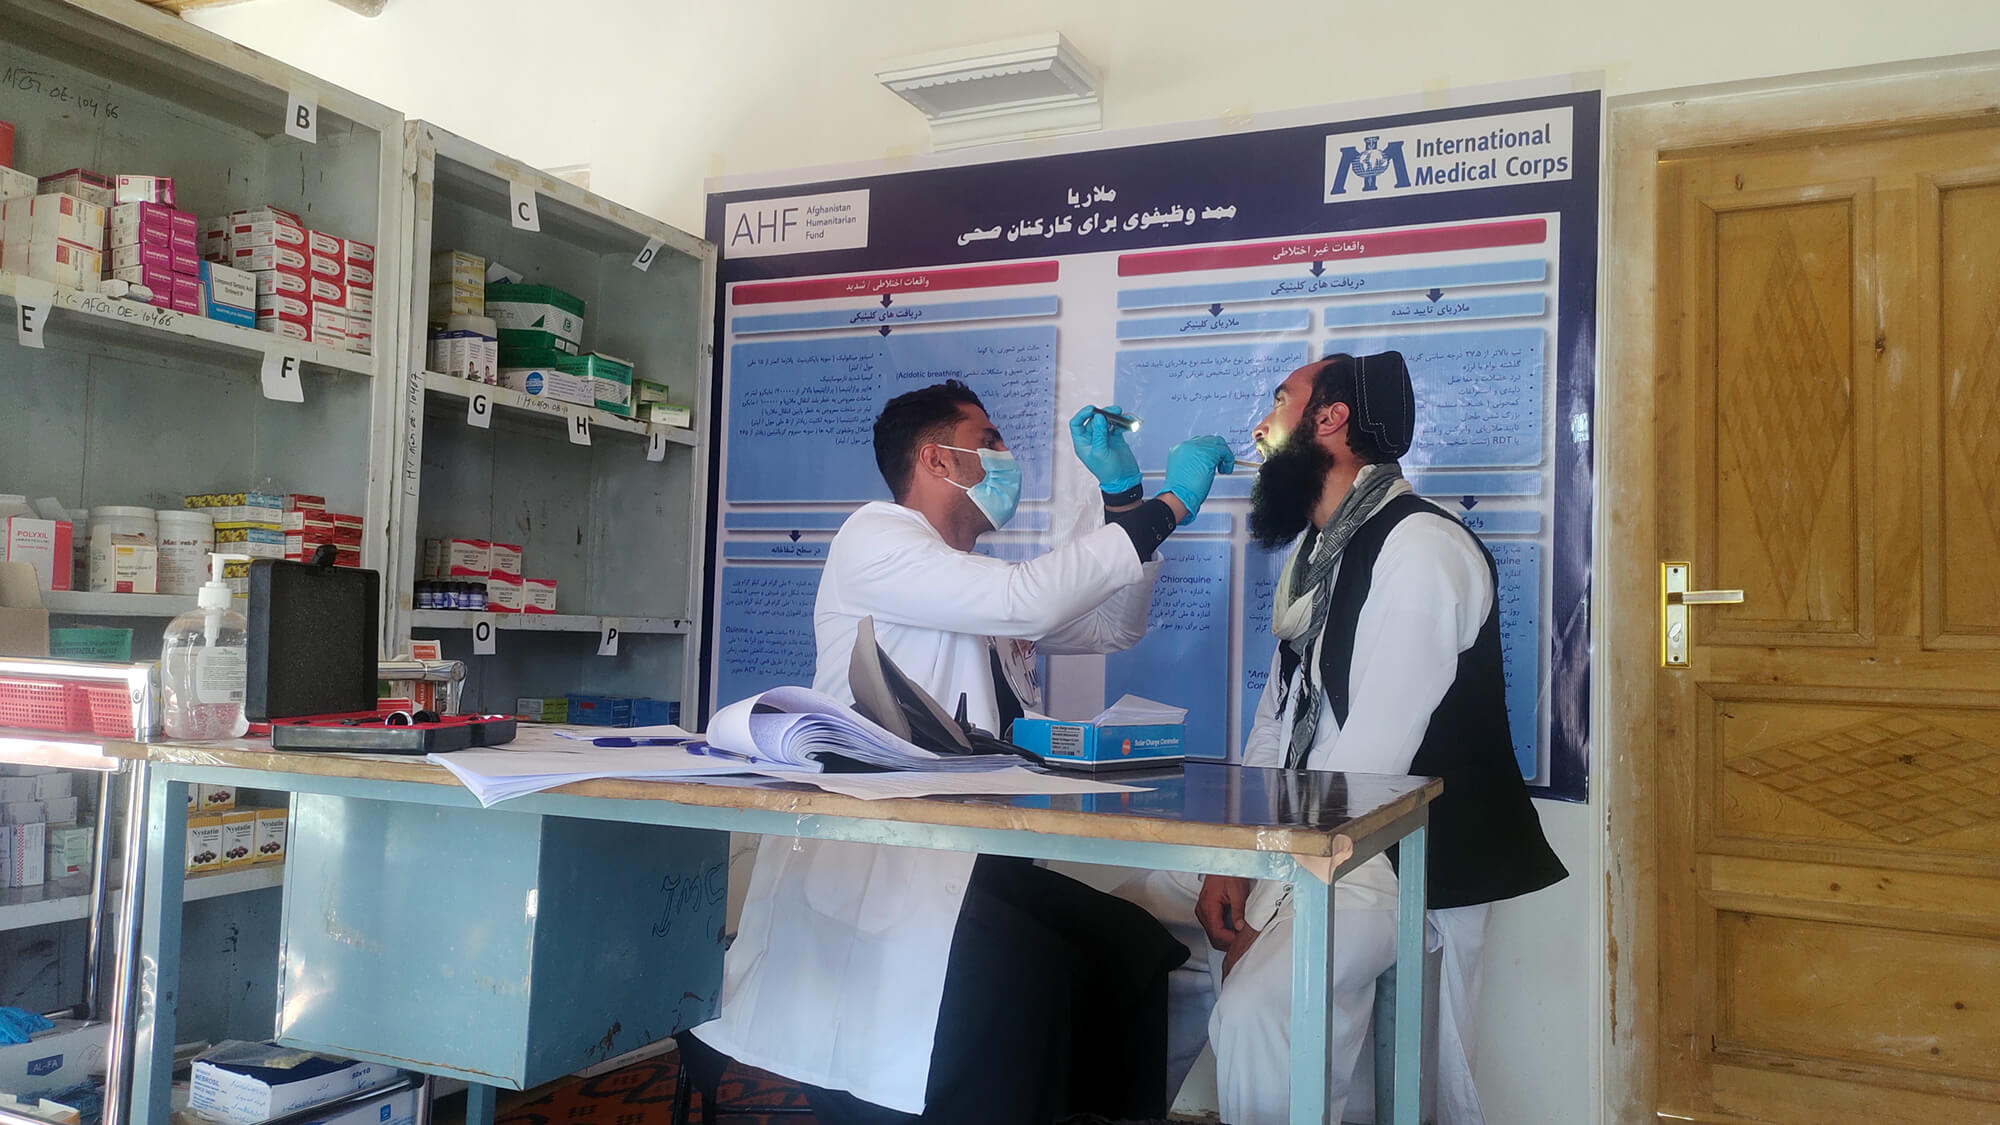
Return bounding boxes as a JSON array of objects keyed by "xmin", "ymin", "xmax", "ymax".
[{"xmin": 107, "ymin": 743, "xmax": 1438, "ymax": 1125}]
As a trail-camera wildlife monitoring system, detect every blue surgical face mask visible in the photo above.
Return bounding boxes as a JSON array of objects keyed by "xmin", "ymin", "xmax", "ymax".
[{"xmin": 936, "ymin": 445, "xmax": 1021, "ymax": 530}]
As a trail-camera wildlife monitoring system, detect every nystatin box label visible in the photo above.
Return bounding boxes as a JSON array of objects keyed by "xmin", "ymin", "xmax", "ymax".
[
  {"xmin": 1324, "ymin": 106, "xmax": 1574, "ymax": 203},
  {"xmin": 723, "ymin": 189, "xmax": 870, "ymax": 259}
]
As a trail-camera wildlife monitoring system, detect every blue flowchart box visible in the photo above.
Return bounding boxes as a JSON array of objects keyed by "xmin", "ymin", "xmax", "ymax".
[
  {"xmin": 1116, "ymin": 259, "xmax": 1548, "ymax": 310},
  {"xmin": 1115, "ymin": 340, "xmax": 1310, "ymax": 472},
  {"xmin": 1117, "ymin": 309, "xmax": 1312, "ymax": 341},
  {"xmin": 1104, "ymin": 540, "xmax": 1232, "ymax": 760},
  {"xmin": 733, "ymin": 296, "xmax": 1060, "ymax": 335},
  {"xmin": 715, "ymin": 565, "xmax": 822, "ymax": 706},
  {"xmin": 1325, "ymin": 326, "xmax": 1544, "ymax": 468},
  {"xmin": 727, "ymin": 326, "xmax": 1057, "ymax": 502}
]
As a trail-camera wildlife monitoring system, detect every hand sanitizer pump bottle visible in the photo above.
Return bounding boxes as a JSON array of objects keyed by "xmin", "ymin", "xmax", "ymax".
[{"xmin": 161, "ymin": 553, "xmax": 251, "ymax": 740}]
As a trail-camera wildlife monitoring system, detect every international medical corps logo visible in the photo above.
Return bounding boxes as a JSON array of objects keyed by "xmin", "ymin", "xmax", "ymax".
[{"xmin": 1329, "ymin": 136, "xmax": 1410, "ymax": 195}]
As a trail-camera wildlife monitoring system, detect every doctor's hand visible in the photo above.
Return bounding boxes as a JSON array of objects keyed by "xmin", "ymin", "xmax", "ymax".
[
  {"xmin": 1161, "ymin": 435, "xmax": 1235, "ymax": 525},
  {"xmin": 1069, "ymin": 404, "xmax": 1141, "ymax": 494},
  {"xmin": 1197, "ymin": 874, "xmax": 1254, "ymax": 951}
]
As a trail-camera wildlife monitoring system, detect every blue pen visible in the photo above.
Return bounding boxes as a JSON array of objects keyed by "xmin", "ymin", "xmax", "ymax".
[
  {"xmin": 592, "ymin": 736, "xmax": 694, "ymax": 747},
  {"xmin": 687, "ymin": 741, "xmax": 760, "ymax": 764}
]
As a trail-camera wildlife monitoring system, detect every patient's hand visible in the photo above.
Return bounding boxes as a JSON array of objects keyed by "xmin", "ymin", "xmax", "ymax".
[
  {"xmin": 1197, "ymin": 874, "xmax": 1253, "ymax": 951},
  {"xmin": 1221, "ymin": 922, "xmax": 1261, "ymax": 979}
]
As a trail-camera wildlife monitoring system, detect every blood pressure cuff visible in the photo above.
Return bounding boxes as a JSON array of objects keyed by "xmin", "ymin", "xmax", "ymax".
[{"xmin": 1105, "ymin": 496, "xmax": 1178, "ymax": 563}]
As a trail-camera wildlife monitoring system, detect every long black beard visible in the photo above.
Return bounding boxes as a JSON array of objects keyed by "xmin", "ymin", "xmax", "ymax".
[{"xmin": 1247, "ymin": 430, "xmax": 1337, "ymax": 549}]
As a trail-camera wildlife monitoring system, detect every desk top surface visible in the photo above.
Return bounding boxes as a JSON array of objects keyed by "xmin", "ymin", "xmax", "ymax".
[{"xmin": 3, "ymin": 730, "xmax": 1438, "ymax": 860}]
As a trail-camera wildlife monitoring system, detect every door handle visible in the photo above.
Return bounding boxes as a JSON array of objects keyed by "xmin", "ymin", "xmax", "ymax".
[{"xmin": 1662, "ymin": 562, "xmax": 1743, "ymax": 668}]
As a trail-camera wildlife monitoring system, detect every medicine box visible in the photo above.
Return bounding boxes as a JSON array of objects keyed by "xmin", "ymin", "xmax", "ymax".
[
  {"xmin": 189, "ymin": 1044, "xmax": 397, "ymax": 1125},
  {"xmin": 228, "ymin": 205, "xmax": 301, "ymax": 228},
  {"xmin": 34, "ymin": 772, "xmax": 70, "ymax": 801},
  {"xmin": 36, "ymin": 170, "xmax": 112, "ymax": 208},
  {"xmin": 3, "ymin": 193, "xmax": 106, "ymax": 248},
  {"xmin": 42, "ymin": 796, "xmax": 77, "ymax": 825},
  {"xmin": 428, "ymin": 280, "xmax": 482, "ymax": 319},
  {"xmin": 307, "ymin": 229, "xmax": 341, "ymax": 257},
  {"xmin": 432, "ymin": 248, "xmax": 484, "ymax": 285},
  {"xmin": 346, "ymin": 311, "xmax": 373, "ymax": 355},
  {"xmin": 199, "ymin": 782, "xmax": 236, "ymax": 812},
  {"xmin": 489, "ymin": 542, "xmax": 523, "ymax": 576},
  {"xmin": 108, "ymin": 241, "xmax": 170, "ymax": 274},
  {"xmin": 497, "ymin": 366, "xmax": 594, "ymax": 407},
  {"xmin": 203, "ymin": 260, "xmax": 257, "ymax": 328},
  {"xmin": 309, "ymin": 251, "xmax": 342, "ymax": 280},
  {"xmin": 8, "ymin": 239, "xmax": 103, "ymax": 291},
  {"xmin": 0, "ymin": 777, "xmax": 35, "ymax": 803},
  {"xmin": 109, "ymin": 261, "xmax": 173, "ymax": 303},
  {"xmin": 310, "ymin": 305, "xmax": 348, "ymax": 348},
  {"xmin": 647, "ymin": 402, "xmax": 694, "ymax": 428},
  {"xmin": 556, "ymin": 352, "xmax": 633, "ymax": 417},
  {"xmin": 1010, "ymin": 717, "xmax": 1187, "ymax": 771},
  {"xmin": 1, "ymin": 800, "xmax": 41, "ymax": 825},
  {"xmin": 256, "ymin": 269, "xmax": 310, "ymax": 298},
  {"xmin": 109, "ymin": 201, "xmax": 175, "ymax": 247},
  {"xmin": 0, "ymin": 165, "xmax": 33, "ymax": 203},
  {"xmin": 257, "ymin": 317, "xmax": 309, "ymax": 343},
  {"xmin": 233, "ymin": 242, "xmax": 308, "ymax": 274},
  {"xmin": 46, "ymin": 824, "xmax": 90, "ymax": 878},
  {"xmin": 345, "ymin": 258, "xmax": 374, "ymax": 290},
  {"xmin": 423, "ymin": 538, "xmax": 491, "ymax": 578},
  {"xmin": 6, "ymin": 822, "xmax": 46, "ymax": 887},
  {"xmin": 218, "ymin": 809, "xmax": 257, "ymax": 867},
  {"xmin": 4, "ymin": 517, "xmax": 73, "ymax": 591},
  {"xmin": 186, "ymin": 814, "xmax": 224, "ymax": 872},
  {"xmin": 171, "ymin": 275, "xmax": 199, "ymax": 315},
  {"xmin": 486, "ymin": 572, "xmax": 524, "ymax": 612},
  {"xmin": 186, "ymin": 492, "xmax": 283, "ymax": 525},
  {"xmin": 487, "ymin": 282, "xmax": 585, "ymax": 349},
  {"xmin": 88, "ymin": 532, "xmax": 157, "ymax": 594},
  {"xmin": 253, "ymin": 807, "xmax": 287, "ymax": 863},
  {"xmin": 114, "ymin": 174, "xmax": 176, "ymax": 205},
  {"xmin": 515, "ymin": 696, "xmax": 567, "ymax": 722},
  {"xmin": 309, "ymin": 273, "xmax": 345, "ymax": 305},
  {"xmin": 567, "ymin": 695, "xmax": 631, "ymax": 726},
  {"xmin": 345, "ymin": 239, "xmax": 376, "ymax": 266},
  {"xmin": 523, "ymin": 577, "xmax": 558, "ymax": 614}
]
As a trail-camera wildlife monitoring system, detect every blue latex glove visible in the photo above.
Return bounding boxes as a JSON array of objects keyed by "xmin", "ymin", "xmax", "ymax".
[
  {"xmin": 0, "ymin": 1005, "xmax": 53, "ymax": 1045},
  {"xmin": 1161, "ymin": 435, "xmax": 1235, "ymax": 524},
  {"xmin": 1069, "ymin": 404, "xmax": 1142, "ymax": 493}
]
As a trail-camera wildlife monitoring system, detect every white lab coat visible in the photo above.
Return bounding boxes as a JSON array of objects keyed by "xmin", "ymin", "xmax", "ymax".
[
  {"xmin": 696, "ymin": 500, "xmax": 1163, "ymax": 1114},
  {"xmin": 1207, "ymin": 487, "xmax": 1498, "ymax": 1125}
]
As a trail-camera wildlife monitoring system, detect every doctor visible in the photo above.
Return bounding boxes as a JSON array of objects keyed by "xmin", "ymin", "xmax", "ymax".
[
  {"xmin": 697, "ymin": 379, "xmax": 1236, "ymax": 1125},
  {"xmin": 1195, "ymin": 351, "xmax": 1567, "ymax": 1125}
]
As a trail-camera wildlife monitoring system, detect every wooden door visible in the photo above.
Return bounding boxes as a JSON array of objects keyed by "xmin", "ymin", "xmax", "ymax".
[{"xmin": 1656, "ymin": 119, "xmax": 2000, "ymax": 1123}]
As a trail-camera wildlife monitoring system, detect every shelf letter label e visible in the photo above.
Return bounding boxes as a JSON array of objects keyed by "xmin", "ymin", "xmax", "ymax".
[
  {"xmin": 15, "ymin": 278, "xmax": 54, "ymax": 348},
  {"xmin": 509, "ymin": 180, "xmax": 542, "ymax": 232},
  {"xmin": 472, "ymin": 617, "xmax": 497, "ymax": 655},
  {"xmin": 286, "ymin": 90, "xmax": 318, "ymax": 143},
  {"xmin": 260, "ymin": 351, "xmax": 306, "ymax": 403}
]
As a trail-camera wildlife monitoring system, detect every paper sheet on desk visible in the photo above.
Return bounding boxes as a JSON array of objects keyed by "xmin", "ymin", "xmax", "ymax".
[
  {"xmin": 1092, "ymin": 695, "xmax": 1187, "ymax": 725},
  {"xmin": 549, "ymin": 724, "xmax": 693, "ymax": 740},
  {"xmin": 430, "ymin": 725, "xmax": 816, "ymax": 807},
  {"xmin": 802, "ymin": 766, "xmax": 1150, "ymax": 801}
]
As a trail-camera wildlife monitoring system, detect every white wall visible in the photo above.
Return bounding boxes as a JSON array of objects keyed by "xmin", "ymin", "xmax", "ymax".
[{"xmin": 181, "ymin": 3, "xmax": 2000, "ymax": 1121}]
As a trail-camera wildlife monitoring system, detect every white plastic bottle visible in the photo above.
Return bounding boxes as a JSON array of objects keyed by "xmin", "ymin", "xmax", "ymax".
[{"xmin": 161, "ymin": 554, "xmax": 251, "ymax": 740}]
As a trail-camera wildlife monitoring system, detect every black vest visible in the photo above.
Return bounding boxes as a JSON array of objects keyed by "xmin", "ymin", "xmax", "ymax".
[{"xmin": 1283, "ymin": 493, "xmax": 1568, "ymax": 910}]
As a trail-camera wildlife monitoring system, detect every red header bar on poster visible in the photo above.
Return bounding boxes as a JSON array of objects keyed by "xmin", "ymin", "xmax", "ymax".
[
  {"xmin": 732, "ymin": 261, "xmax": 1062, "ymax": 305},
  {"xmin": 1116, "ymin": 218, "xmax": 1547, "ymax": 277}
]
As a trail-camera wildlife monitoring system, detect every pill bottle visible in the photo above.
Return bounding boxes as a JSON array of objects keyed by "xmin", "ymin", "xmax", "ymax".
[{"xmin": 156, "ymin": 509, "xmax": 216, "ymax": 596}]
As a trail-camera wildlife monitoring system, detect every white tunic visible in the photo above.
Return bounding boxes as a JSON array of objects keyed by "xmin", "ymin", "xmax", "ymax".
[
  {"xmin": 696, "ymin": 501, "xmax": 1161, "ymax": 1114},
  {"xmin": 1214, "ymin": 486, "xmax": 1499, "ymax": 1125}
]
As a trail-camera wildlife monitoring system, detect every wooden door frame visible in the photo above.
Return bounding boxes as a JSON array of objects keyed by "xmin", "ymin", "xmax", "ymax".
[{"xmin": 1603, "ymin": 51, "xmax": 2000, "ymax": 1123}]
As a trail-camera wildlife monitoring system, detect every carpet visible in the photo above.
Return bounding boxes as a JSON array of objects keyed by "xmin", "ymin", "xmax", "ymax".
[{"xmin": 496, "ymin": 1052, "xmax": 816, "ymax": 1125}]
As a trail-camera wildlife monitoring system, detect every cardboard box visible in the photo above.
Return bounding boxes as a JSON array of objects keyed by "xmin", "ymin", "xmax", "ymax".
[
  {"xmin": 3, "ymin": 193, "xmax": 106, "ymax": 248},
  {"xmin": 87, "ymin": 532, "xmax": 156, "ymax": 594},
  {"xmin": 487, "ymin": 282, "xmax": 585, "ymax": 350},
  {"xmin": 497, "ymin": 366, "xmax": 594, "ymax": 407},
  {"xmin": 233, "ymin": 242, "xmax": 308, "ymax": 274},
  {"xmin": 219, "ymin": 809, "xmax": 257, "ymax": 867},
  {"xmin": 257, "ymin": 291, "xmax": 311, "ymax": 322},
  {"xmin": 515, "ymin": 696, "xmax": 567, "ymax": 722},
  {"xmin": 34, "ymin": 170, "xmax": 112, "ymax": 208},
  {"xmin": 486, "ymin": 571, "xmax": 523, "ymax": 612},
  {"xmin": 0, "ymin": 562, "xmax": 48, "ymax": 657},
  {"xmin": 1011, "ymin": 717, "xmax": 1188, "ymax": 771},
  {"xmin": 0, "ymin": 1020, "xmax": 108, "ymax": 1097},
  {"xmin": 646, "ymin": 402, "xmax": 694, "ymax": 428},
  {"xmin": 557, "ymin": 353, "xmax": 633, "ymax": 417},
  {"xmin": 253, "ymin": 807, "xmax": 287, "ymax": 863},
  {"xmin": 171, "ymin": 274, "xmax": 200, "ymax": 315},
  {"xmin": 32, "ymin": 772, "xmax": 70, "ymax": 801},
  {"xmin": 46, "ymin": 824, "xmax": 91, "ymax": 879},
  {"xmin": 108, "ymin": 201, "xmax": 175, "ymax": 248},
  {"xmin": 5, "ymin": 821, "xmax": 46, "ymax": 887},
  {"xmin": 257, "ymin": 317, "xmax": 309, "ymax": 343},
  {"xmin": 0, "ymin": 777, "xmax": 35, "ymax": 803},
  {"xmin": 4, "ymin": 517, "xmax": 73, "ymax": 591},
  {"xmin": 41, "ymin": 795, "xmax": 78, "ymax": 825},
  {"xmin": 2, "ymin": 800, "xmax": 42, "ymax": 824},
  {"xmin": 185, "ymin": 813, "xmax": 224, "ymax": 872},
  {"xmin": 108, "ymin": 241, "xmax": 171, "ymax": 274},
  {"xmin": 0, "ymin": 164, "xmax": 34, "ymax": 203},
  {"xmin": 256, "ymin": 268, "xmax": 311, "ymax": 299},
  {"xmin": 432, "ymin": 248, "xmax": 483, "ymax": 285},
  {"xmin": 228, "ymin": 206, "xmax": 301, "ymax": 227},
  {"xmin": 203, "ymin": 260, "xmax": 257, "ymax": 328},
  {"xmin": 423, "ymin": 538, "xmax": 490, "ymax": 579},
  {"xmin": 6, "ymin": 238, "xmax": 102, "ymax": 291},
  {"xmin": 114, "ymin": 174, "xmax": 176, "ymax": 205},
  {"xmin": 523, "ymin": 577, "xmax": 557, "ymax": 614},
  {"xmin": 189, "ymin": 1045, "xmax": 400, "ymax": 1125}
]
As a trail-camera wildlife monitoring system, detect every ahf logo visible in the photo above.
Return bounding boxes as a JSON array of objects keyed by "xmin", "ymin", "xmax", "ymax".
[{"xmin": 1330, "ymin": 136, "xmax": 1410, "ymax": 195}]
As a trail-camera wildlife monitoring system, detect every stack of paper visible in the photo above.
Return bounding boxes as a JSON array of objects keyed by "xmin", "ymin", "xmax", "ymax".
[
  {"xmin": 429, "ymin": 725, "xmax": 815, "ymax": 807},
  {"xmin": 707, "ymin": 685, "xmax": 1024, "ymax": 772}
]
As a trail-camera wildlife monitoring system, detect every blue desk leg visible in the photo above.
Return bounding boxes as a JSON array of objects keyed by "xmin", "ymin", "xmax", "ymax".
[
  {"xmin": 131, "ymin": 771, "xmax": 189, "ymax": 1125},
  {"xmin": 1286, "ymin": 868, "xmax": 1337, "ymax": 1125},
  {"xmin": 1391, "ymin": 824, "xmax": 1429, "ymax": 1125},
  {"xmin": 466, "ymin": 1083, "xmax": 499, "ymax": 1125}
]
